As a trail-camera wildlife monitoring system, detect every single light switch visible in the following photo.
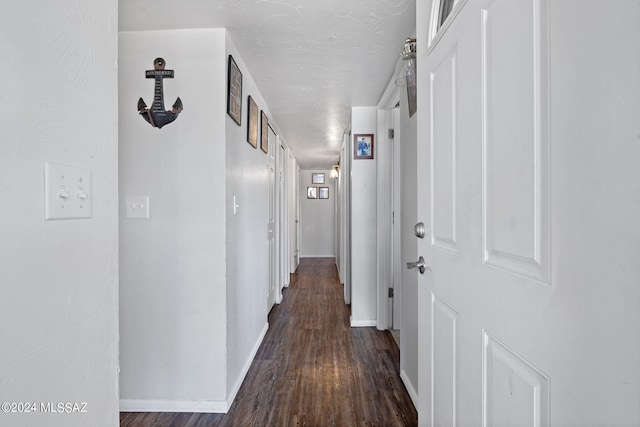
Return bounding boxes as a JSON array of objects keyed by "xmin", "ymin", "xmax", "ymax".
[
  {"xmin": 44, "ymin": 162, "xmax": 92, "ymax": 220},
  {"xmin": 126, "ymin": 196, "xmax": 149, "ymax": 219}
]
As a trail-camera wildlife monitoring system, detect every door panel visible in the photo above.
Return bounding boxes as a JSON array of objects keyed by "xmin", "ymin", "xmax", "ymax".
[
  {"xmin": 481, "ymin": 0, "xmax": 550, "ymax": 281},
  {"xmin": 430, "ymin": 47, "xmax": 458, "ymax": 254},
  {"xmin": 483, "ymin": 332, "xmax": 549, "ymax": 427},
  {"xmin": 432, "ymin": 293, "xmax": 458, "ymax": 426}
]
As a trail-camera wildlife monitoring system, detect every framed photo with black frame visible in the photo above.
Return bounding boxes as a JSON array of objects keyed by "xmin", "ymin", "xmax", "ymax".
[
  {"xmin": 312, "ymin": 173, "xmax": 325, "ymax": 184},
  {"xmin": 307, "ymin": 186, "xmax": 317, "ymax": 199},
  {"xmin": 319, "ymin": 187, "xmax": 329, "ymax": 199},
  {"xmin": 227, "ymin": 55, "xmax": 242, "ymax": 125},
  {"xmin": 247, "ymin": 95, "xmax": 258, "ymax": 148},
  {"xmin": 260, "ymin": 110, "xmax": 269, "ymax": 154}
]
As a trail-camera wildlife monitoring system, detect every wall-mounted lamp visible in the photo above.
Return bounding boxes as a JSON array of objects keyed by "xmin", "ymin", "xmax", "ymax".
[
  {"xmin": 330, "ymin": 164, "xmax": 340, "ymax": 179},
  {"xmin": 394, "ymin": 38, "xmax": 417, "ymax": 117}
]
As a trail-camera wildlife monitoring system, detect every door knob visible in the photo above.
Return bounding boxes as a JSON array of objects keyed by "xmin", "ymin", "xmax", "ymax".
[
  {"xmin": 406, "ymin": 256, "xmax": 426, "ymax": 274},
  {"xmin": 414, "ymin": 222, "xmax": 425, "ymax": 239}
]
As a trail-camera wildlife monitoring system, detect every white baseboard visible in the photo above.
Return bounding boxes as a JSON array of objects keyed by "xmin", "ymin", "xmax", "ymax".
[
  {"xmin": 119, "ymin": 399, "xmax": 227, "ymax": 413},
  {"xmin": 226, "ymin": 322, "xmax": 269, "ymax": 409},
  {"xmin": 299, "ymin": 254, "xmax": 335, "ymax": 258},
  {"xmin": 350, "ymin": 317, "xmax": 377, "ymax": 327},
  {"xmin": 120, "ymin": 322, "xmax": 270, "ymax": 415},
  {"xmin": 400, "ymin": 369, "xmax": 418, "ymax": 409}
]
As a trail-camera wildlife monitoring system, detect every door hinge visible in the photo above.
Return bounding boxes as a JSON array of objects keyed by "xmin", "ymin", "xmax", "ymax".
[
  {"xmin": 388, "ymin": 287, "xmax": 394, "ymax": 298},
  {"xmin": 388, "ymin": 129, "xmax": 395, "ymax": 139}
]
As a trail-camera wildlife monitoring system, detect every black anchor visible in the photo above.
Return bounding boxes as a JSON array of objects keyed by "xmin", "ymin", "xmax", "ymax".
[{"xmin": 138, "ymin": 58, "xmax": 183, "ymax": 129}]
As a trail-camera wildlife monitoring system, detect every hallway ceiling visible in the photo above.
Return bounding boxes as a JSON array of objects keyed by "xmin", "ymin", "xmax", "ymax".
[{"xmin": 119, "ymin": 0, "xmax": 416, "ymax": 169}]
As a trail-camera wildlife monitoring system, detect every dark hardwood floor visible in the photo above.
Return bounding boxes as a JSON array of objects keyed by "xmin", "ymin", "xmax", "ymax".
[{"xmin": 120, "ymin": 258, "xmax": 418, "ymax": 426}]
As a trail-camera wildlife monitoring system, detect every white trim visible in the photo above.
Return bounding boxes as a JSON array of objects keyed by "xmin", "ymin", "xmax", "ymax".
[
  {"xmin": 378, "ymin": 69, "xmax": 404, "ymax": 110},
  {"xmin": 427, "ymin": 0, "xmax": 469, "ymax": 54},
  {"xmin": 375, "ymin": 106, "xmax": 395, "ymax": 331},
  {"xmin": 400, "ymin": 369, "xmax": 419, "ymax": 409},
  {"xmin": 350, "ymin": 318, "xmax": 377, "ymax": 327},
  {"xmin": 119, "ymin": 399, "xmax": 227, "ymax": 414},
  {"xmin": 227, "ymin": 322, "xmax": 269, "ymax": 408}
]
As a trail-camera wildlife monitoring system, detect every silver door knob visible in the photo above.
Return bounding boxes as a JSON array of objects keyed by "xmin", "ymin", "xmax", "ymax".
[
  {"xmin": 406, "ymin": 256, "xmax": 426, "ymax": 274},
  {"xmin": 414, "ymin": 222, "xmax": 425, "ymax": 239}
]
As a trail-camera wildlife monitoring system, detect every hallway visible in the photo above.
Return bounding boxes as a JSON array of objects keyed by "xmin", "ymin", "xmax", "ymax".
[{"xmin": 120, "ymin": 258, "xmax": 417, "ymax": 426}]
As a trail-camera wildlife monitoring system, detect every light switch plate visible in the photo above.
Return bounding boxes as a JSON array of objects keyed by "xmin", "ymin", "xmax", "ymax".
[
  {"xmin": 44, "ymin": 162, "xmax": 92, "ymax": 220},
  {"xmin": 126, "ymin": 196, "xmax": 149, "ymax": 219}
]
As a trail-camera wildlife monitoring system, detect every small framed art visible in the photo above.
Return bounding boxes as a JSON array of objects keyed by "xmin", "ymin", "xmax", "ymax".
[
  {"xmin": 260, "ymin": 110, "xmax": 269, "ymax": 154},
  {"xmin": 319, "ymin": 187, "xmax": 329, "ymax": 199},
  {"xmin": 307, "ymin": 186, "xmax": 317, "ymax": 199},
  {"xmin": 312, "ymin": 173, "xmax": 325, "ymax": 184},
  {"xmin": 354, "ymin": 134, "xmax": 374, "ymax": 160},
  {"xmin": 247, "ymin": 95, "xmax": 258, "ymax": 148},
  {"xmin": 227, "ymin": 55, "xmax": 242, "ymax": 125}
]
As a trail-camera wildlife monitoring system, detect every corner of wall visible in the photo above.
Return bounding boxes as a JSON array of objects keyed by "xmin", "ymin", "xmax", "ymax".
[{"xmin": 349, "ymin": 107, "xmax": 379, "ymax": 326}]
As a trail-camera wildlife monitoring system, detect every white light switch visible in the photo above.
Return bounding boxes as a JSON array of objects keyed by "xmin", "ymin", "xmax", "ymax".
[
  {"xmin": 126, "ymin": 196, "xmax": 149, "ymax": 219},
  {"xmin": 44, "ymin": 163, "xmax": 92, "ymax": 220}
]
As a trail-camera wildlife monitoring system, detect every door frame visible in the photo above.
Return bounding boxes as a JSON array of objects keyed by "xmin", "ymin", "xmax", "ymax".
[{"xmin": 376, "ymin": 82, "xmax": 402, "ymax": 330}]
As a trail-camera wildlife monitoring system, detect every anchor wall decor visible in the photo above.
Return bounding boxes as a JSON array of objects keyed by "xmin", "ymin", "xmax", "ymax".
[{"xmin": 138, "ymin": 57, "xmax": 183, "ymax": 129}]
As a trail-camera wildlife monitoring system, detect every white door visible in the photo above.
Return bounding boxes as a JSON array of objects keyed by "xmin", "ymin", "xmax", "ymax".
[
  {"xmin": 279, "ymin": 144, "xmax": 288, "ymax": 297},
  {"xmin": 267, "ymin": 127, "xmax": 277, "ymax": 311},
  {"xmin": 416, "ymin": 0, "xmax": 640, "ymax": 426}
]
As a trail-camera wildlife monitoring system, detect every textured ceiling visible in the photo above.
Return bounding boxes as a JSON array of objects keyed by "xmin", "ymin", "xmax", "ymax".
[{"xmin": 120, "ymin": 0, "xmax": 416, "ymax": 169}]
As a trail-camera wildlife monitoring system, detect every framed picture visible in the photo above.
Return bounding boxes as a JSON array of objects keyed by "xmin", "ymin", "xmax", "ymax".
[
  {"xmin": 260, "ymin": 110, "xmax": 269, "ymax": 154},
  {"xmin": 354, "ymin": 134, "xmax": 374, "ymax": 160},
  {"xmin": 319, "ymin": 187, "xmax": 329, "ymax": 199},
  {"xmin": 312, "ymin": 173, "xmax": 325, "ymax": 184},
  {"xmin": 307, "ymin": 186, "xmax": 317, "ymax": 199},
  {"xmin": 247, "ymin": 96, "xmax": 258, "ymax": 148},
  {"xmin": 227, "ymin": 55, "xmax": 242, "ymax": 126}
]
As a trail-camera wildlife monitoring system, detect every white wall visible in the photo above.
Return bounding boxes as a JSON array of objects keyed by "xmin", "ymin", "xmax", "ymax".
[
  {"xmin": 350, "ymin": 107, "xmax": 378, "ymax": 326},
  {"xmin": 224, "ymin": 35, "xmax": 279, "ymax": 407},
  {"xmin": 300, "ymin": 170, "xmax": 336, "ymax": 257},
  {"xmin": 0, "ymin": 2, "xmax": 120, "ymax": 426},
  {"xmin": 119, "ymin": 29, "xmax": 228, "ymax": 411}
]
